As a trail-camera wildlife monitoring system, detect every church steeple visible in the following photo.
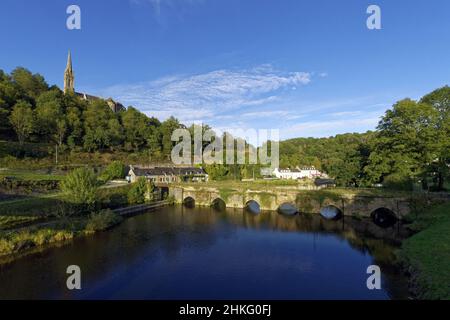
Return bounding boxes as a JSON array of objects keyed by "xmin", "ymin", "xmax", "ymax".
[{"xmin": 64, "ymin": 50, "xmax": 75, "ymax": 94}]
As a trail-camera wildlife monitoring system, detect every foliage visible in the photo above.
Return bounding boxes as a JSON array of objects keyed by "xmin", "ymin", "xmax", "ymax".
[
  {"xmin": 85, "ymin": 209, "xmax": 123, "ymax": 232},
  {"xmin": 100, "ymin": 161, "xmax": 126, "ymax": 181},
  {"xmin": 9, "ymin": 101, "xmax": 34, "ymax": 145},
  {"xmin": 60, "ymin": 167, "xmax": 98, "ymax": 206},
  {"xmin": 127, "ymin": 177, "xmax": 153, "ymax": 204}
]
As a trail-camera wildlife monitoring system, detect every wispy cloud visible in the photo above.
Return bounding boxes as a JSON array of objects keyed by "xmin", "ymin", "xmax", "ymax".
[
  {"xmin": 279, "ymin": 113, "xmax": 382, "ymax": 139},
  {"xmin": 130, "ymin": 0, "xmax": 204, "ymax": 15},
  {"xmin": 98, "ymin": 65, "xmax": 312, "ymax": 122}
]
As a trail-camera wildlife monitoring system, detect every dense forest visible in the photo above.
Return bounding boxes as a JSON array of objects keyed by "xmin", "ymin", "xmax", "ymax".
[{"xmin": 1, "ymin": 67, "xmax": 449, "ymax": 189}]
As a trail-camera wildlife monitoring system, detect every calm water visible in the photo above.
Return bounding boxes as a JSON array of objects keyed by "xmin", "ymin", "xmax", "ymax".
[{"xmin": 0, "ymin": 206, "xmax": 409, "ymax": 299}]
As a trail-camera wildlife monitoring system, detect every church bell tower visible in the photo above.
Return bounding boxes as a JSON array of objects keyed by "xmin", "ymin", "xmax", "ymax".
[{"xmin": 64, "ymin": 51, "xmax": 75, "ymax": 94}]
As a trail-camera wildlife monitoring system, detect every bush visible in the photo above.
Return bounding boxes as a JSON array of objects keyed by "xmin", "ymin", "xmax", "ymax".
[
  {"xmin": 383, "ymin": 173, "xmax": 413, "ymax": 191},
  {"xmin": 85, "ymin": 209, "xmax": 123, "ymax": 232},
  {"xmin": 127, "ymin": 177, "xmax": 151, "ymax": 204},
  {"xmin": 100, "ymin": 161, "xmax": 126, "ymax": 182},
  {"xmin": 60, "ymin": 167, "xmax": 98, "ymax": 206}
]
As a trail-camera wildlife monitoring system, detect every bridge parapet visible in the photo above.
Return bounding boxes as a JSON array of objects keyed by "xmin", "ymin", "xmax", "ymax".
[{"xmin": 169, "ymin": 185, "xmax": 414, "ymax": 218}]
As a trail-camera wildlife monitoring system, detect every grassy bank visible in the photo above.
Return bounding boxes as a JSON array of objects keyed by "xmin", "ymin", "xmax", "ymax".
[
  {"xmin": 399, "ymin": 202, "xmax": 450, "ymax": 299},
  {"xmin": 0, "ymin": 209, "xmax": 123, "ymax": 260}
]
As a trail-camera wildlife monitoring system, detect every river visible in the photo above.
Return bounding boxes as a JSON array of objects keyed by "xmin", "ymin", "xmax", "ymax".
[{"xmin": 0, "ymin": 206, "xmax": 410, "ymax": 299}]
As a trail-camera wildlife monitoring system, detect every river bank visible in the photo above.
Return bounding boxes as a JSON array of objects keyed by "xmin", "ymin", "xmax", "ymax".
[
  {"xmin": 0, "ymin": 199, "xmax": 170, "ymax": 263},
  {"xmin": 398, "ymin": 202, "xmax": 450, "ymax": 299}
]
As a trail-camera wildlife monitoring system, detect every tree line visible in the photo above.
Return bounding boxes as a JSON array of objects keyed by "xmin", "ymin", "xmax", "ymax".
[
  {"xmin": 279, "ymin": 86, "xmax": 450, "ymax": 190},
  {"xmin": 1, "ymin": 67, "xmax": 448, "ymax": 189},
  {"xmin": 0, "ymin": 67, "xmax": 185, "ymax": 159}
]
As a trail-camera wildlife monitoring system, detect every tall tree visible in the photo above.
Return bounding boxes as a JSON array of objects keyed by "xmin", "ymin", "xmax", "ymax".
[
  {"xmin": 420, "ymin": 86, "xmax": 450, "ymax": 190},
  {"xmin": 9, "ymin": 101, "xmax": 34, "ymax": 145},
  {"xmin": 10, "ymin": 67, "xmax": 48, "ymax": 100},
  {"xmin": 83, "ymin": 100, "xmax": 123, "ymax": 151},
  {"xmin": 160, "ymin": 116, "xmax": 183, "ymax": 159},
  {"xmin": 365, "ymin": 99, "xmax": 439, "ymax": 189}
]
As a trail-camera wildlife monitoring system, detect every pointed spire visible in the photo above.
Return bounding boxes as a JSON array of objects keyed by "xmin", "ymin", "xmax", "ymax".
[
  {"xmin": 66, "ymin": 50, "xmax": 72, "ymax": 71},
  {"xmin": 64, "ymin": 50, "xmax": 74, "ymax": 94}
]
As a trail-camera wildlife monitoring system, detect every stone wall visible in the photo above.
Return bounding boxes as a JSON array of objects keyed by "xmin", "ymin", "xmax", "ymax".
[{"xmin": 169, "ymin": 186, "xmax": 412, "ymax": 218}]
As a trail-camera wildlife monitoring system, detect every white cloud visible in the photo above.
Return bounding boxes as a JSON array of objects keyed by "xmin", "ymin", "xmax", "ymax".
[
  {"xmin": 130, "ymin": 0, "xmax": 205, "ymax": 15},
  {"xmin": 280, "ymin": 115, "xmax": 381, "ymax": 139},
  {"xmin": 98, "ymin": 65, "xmax": 312, "ymax": 122}
]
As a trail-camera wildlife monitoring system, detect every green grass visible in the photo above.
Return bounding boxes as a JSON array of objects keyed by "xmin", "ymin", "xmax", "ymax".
[
  {"xmin": 0, "ymin": 169, "xmax": 65, "ymax": 181},
  {"xmin": 0, "ymin": 215, "xmax": 40, "ymax": 230},
  {"xmin": 0, "ymin": 193, "xmax": 64, "ymax": 217},
  {"xmin": 399, "ymin": 202, "xmax": 450, "ymax": 299}
]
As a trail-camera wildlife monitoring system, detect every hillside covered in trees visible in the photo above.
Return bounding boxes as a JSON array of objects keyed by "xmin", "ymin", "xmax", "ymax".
[
  {"xmin": 280, "ymin": 87, "xmax": 450, "ymax": 190},
  {"xmin": 1, "ymin": 67, "xmax": 449, "ymax": 189}
]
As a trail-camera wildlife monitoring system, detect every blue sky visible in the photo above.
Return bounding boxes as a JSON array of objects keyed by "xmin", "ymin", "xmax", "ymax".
[{"xmin": 1, "ymin": 0, "xmax": 449, "ymax": 140}]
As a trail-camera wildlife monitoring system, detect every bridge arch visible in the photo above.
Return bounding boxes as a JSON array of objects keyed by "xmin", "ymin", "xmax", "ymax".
[
  {"xmin": 319, "ymin": 205, "xmax": 343, "ymax": 220},
  {"xmin": 211, "ymin": 197, "xmax": 226, "ymax": 211},
  {"xmin": 277, "ymin": 203, "xmax": 298, "ymax": 216},
  {"xmin": 183, "ymin": 196, "xmax": 196, "ymax": 208},
  {"xmin": 245, "ymin": 200, "xmax": 261, "ymax": 214},
  {"xmin": 370, "ymin": 207, "xmax": 397, "ymax": 228}
]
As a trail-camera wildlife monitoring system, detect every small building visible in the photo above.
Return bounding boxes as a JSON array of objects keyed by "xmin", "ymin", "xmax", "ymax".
[
  {"xmin": 127, "ymin": 166, "xmax": 208, "ymax": 184},
  {"xmin": 273, "ymin": 166, "xmax": 322, "ymax": 180}
]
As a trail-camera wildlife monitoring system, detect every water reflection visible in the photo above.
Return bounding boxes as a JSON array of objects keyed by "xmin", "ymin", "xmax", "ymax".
[{"xmin": 0, "ymin": 206, "xmax": 409, "ymax": 299}]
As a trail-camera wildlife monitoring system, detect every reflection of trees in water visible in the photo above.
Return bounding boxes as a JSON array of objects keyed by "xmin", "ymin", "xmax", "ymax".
[{"xmin": 0, "ymin": 205, "xmax": 410, "ymax": 299}]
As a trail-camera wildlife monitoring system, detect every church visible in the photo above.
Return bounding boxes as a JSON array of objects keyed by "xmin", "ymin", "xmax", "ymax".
[{"xmin": 63, "ymin": 51, "xmax": 125, "ymax": 113}]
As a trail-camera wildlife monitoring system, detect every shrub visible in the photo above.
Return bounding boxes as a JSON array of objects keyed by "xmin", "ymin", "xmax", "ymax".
[
  {"xmin": 100, "ymin": 161, "xmax": 126, "ymax": 182},
  {"xmin": 85, "ymin": 209, "xmax": 123, "ymax": 232},
  {"xmin": 60, "ymin": 167, "xmax": 98, "ymax": 206},
  {"xmin": 127, "ymin": 177, "xmax": 150, "ymax": 204},
  {"xmin": 0, "ymin": 238, "xmax": 14, "ymax": 255},
  {"xmin": 383, "ymin": 173, "xmax": 413, "ymax": 191}
]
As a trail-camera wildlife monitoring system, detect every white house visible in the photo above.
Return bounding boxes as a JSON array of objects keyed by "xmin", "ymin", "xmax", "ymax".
[{"xmin": 273, "ymin": 166, "xmax": 322, "ymax": 180}]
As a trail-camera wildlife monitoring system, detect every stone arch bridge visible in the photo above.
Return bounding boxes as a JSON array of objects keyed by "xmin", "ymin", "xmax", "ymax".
[{"xmin": 168, "ymin": 186, "xmax": 414, "ymax": 218}]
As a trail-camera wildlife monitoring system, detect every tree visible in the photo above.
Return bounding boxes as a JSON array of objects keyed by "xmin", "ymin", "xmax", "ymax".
[
  {"xmin": 128, "ymin": 177, "xmax": 151, "ymax": 204},
  {"xmin": 60, "ymin": 167, "xmax": 98, "ymax": 207},
  {"xmin": 100, "ymin": 161, "xmax": 126, "ymax": 182},
  {"xmin": 160, "ymin": 116, "xmax": 183, "ymax": 159},
  {"xmin": 420, "ymin": 86, "xmax": 450, "ymax": 190},
  {"xmin": 9, "ymin": 101, "xmax": 34, "ymax": 145},
  {"xmin": 121, "ymin": 107, "xmax": 150, "ymax": 151},
  {"xmin": 83, "ymin": 100, "xmax": 123, "ymax": 151},
  {"xmin": 35, "ymin": 89, "xmax": 65, "ymax": 140},
  {"xmin": 10, "ymin": 67, "xmax": 48, "ymax": 99},
  {"xmin": 365, "ymin": 99, "xmax": 439, "ymax": 189}
]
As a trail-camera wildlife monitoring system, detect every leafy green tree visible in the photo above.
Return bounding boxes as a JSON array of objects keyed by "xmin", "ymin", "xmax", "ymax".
[
  {"xmin": 128, "ymin": 177, "xmax": 151, "ymax": 204},
  {"xmin": 420, "ymin": 86, "xmax": 450, "ymax": 190},
  {"xmin": 121, "ymin": 107, "xmax": 150, "ymax": 151},
  {"xmin": 101, "ymin": 161, "xmax": 126, "ymax": 181},
  {"xmin": 9, "ymin": 101, "xmax": 34, "ymax": 145},
  {"xmin": 365, "ymin": 99, "xmax": 439, "ymax": 189},
  {"xmin": 160, "ymin": 116, "xmax": 183, "ymax": 159},
  {"xmin": 83, "ymin": 100, "xmax": 123, "ymax": 151},
  {"xmin": 35, "ymin": 89, "xmax": 65, "ymax": 140},
  {"xmin": 60, "ymin": 167, "xmax": 98, "ymax": 207},
  {"xmin": 10, "ymin": 67, "xmax": 48, "ymax": 99}
]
